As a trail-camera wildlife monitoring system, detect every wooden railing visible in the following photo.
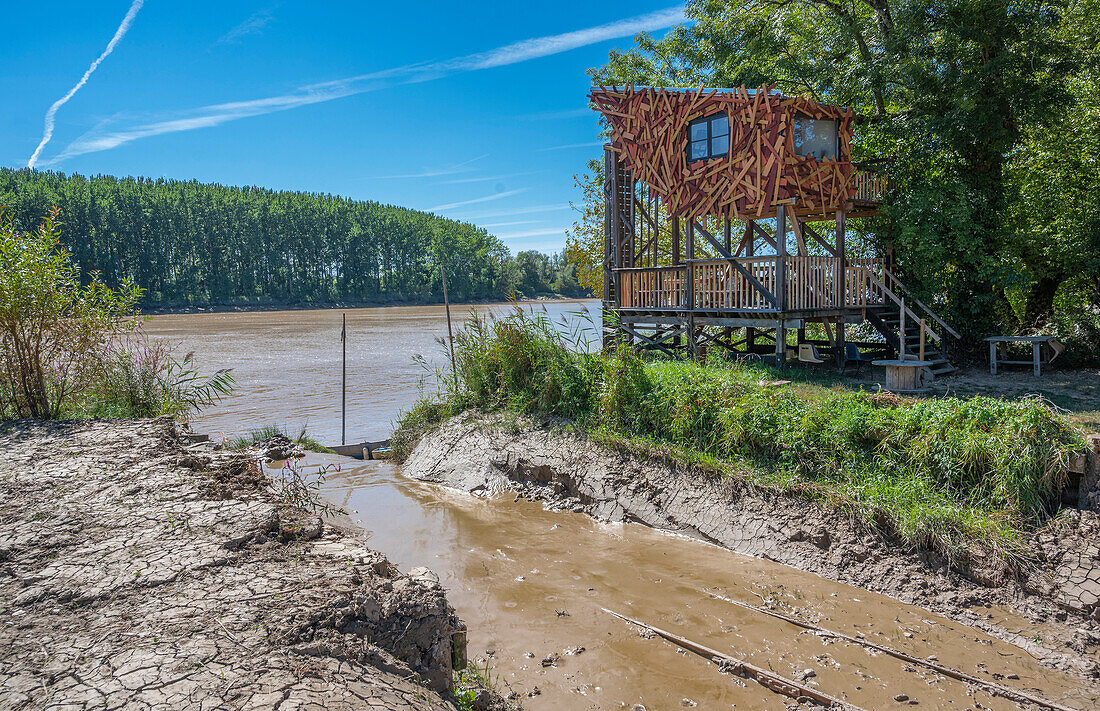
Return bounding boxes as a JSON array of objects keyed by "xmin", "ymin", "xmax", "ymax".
[
  {"xmin": 785, "ymin": 256, "xmax": 837, "ymax": 310},
  {"xmin": 852, "ymin": 167, "xmax": 888, "ymax": 203},
  {"xmin": 692, "ymin": 257, "xmax": 778, "ymax": 311},
  {"xmin": 845, "ymin": 258, "xmax": 887, "ymax": 307},
  {"xmin": 616, "ymin": 266, "xmax": 687, "ymax": 309},
  {"xmin": 616, "ymin": 257, "xmax": 887, "ymax": 312}
]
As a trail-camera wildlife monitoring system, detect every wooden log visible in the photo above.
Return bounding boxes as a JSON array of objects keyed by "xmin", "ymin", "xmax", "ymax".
[
  {"xmin": 602, "ymin": 608, "xmax": 865, "ymax": 710},
  {"xmin": 702, "ymin": 591, "xmax": 1079, "ymax": 711}
]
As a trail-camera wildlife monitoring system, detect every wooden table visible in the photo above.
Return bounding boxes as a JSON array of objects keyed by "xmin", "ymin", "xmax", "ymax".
[
  {"xmin": 873, "ymin": 359, "xmax": 934, "ymax": 393},
  {"xmin": 985, "ymin": 336, "xmax": 1057, "ymax": 376}
]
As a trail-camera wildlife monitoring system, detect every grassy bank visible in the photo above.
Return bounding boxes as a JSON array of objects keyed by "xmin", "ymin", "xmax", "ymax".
[{"xmin": 394, "ymin": 308, "xmax": 1085, "ymax": 566}]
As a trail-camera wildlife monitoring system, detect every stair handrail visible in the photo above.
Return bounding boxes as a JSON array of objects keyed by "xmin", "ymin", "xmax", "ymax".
[
  {"xmin": 882, "ymin": 269, "xmax": 961, "ymax": 340},
  {"xmin": 864, "ymin": 272, "xmax": 943, "ymax": 344}
]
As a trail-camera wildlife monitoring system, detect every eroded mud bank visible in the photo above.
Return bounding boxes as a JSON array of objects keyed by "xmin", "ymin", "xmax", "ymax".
[
  {"xmin": 404, "ymin": 415, "xmax": 1100, "ymax": 678},
  {"xmin": 0, "ymin": 418, "xmax": 466, "ymax": 710}
]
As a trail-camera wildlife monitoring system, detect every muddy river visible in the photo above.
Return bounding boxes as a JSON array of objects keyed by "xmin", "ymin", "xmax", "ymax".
[{"xmin": 145, "ymin": 303, "xmax": 1092, "ymax": 710}]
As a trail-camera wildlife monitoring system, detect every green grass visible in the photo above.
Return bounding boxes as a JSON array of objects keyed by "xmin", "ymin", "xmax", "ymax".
[
  {"xmin": 395, "ymin": 308, "xmax": 1087, "ymax": 568},
  {"xmin": 230, "ymin": 424, "xmax": 332, "ymax": 453}
]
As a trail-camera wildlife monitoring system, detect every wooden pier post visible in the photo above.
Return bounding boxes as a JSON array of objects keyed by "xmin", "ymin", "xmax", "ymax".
[
  {"xmin": 835, "ymin": 208, "xmax": 847, "ymax": 368},
  {"xmin": 775, "ymin": 204, "xmax": 788, "ymax": 365}
]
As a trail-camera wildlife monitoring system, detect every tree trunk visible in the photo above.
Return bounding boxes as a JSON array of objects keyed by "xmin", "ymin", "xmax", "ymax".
[{"xmin": 1023, "ymin": 273, "xmax": 1063, "ymax": 327}]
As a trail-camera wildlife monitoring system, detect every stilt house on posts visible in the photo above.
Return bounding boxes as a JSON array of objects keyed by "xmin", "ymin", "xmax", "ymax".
[{"xmin": 590, "ymin": 85, "xmax": 959, "ymax": 375}]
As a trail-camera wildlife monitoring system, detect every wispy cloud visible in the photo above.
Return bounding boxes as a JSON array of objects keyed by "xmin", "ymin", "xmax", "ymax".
[
  {"xmin": 536, "ymin": 140, "xmax": 605, "ymax": 152},
  {"xmin": 524, "ymin": 107, "xmax": 593, "ymax": 120},
  {"xmin": 428, "ymin": 188, "xmax": 527, "ymax": 212},
  {"xmin": 368, "ymin": 154, "xmax": 488, "ymax": 179},
  {"xmin": 218, "ymin": 7, "xmax": 277, "ymax": 45},
  {"xmin": 439, "ymin": 170, "xmax": 541, "ymax": 184},
  {"xmin": 459, "ymin": 203, "xmax": 574, "ymax": 220},
  {"xmin": 479, "ymin": 220, "xmax": 541, "ymax": 228},
  {"xmin": 496, "ymin": 228, "xmax": 566, "ymax": 240},
  {"xmin": 44, "ymin": 6, "xmax": 685, "ymax": 164},
  {"xmin": 28, "ymin": 0, "xmax": 144, "ymax": 168}
]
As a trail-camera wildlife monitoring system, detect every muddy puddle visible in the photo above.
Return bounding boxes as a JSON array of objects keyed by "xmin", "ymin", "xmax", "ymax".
[
  {"xmin": 144, "ymin": 305, "xmax": 1095, "ymax": 710},
  {"xmin": 315, "ymin": 455, "xmax": 1092, "ymax": 710}
]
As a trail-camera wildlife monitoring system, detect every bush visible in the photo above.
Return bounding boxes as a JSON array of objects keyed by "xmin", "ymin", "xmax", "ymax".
[
  {"xmin": 0, "ymin": 208, "xmax": 232, "ymax": 420},
  {"xmin": 0, "ymin": 209, "xmax": 141, "ymax": 418},
  {"xmin": 71, "ymin": 335, "xmax": 233, "ymax": 419}
]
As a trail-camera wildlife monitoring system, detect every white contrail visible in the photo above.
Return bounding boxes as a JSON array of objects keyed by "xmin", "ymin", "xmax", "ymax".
[
  {"xmin": 428, "ymin": 188, "xmax": 527, "ymax": 212},
  {"xmin": 27, "ymin": 0, "xmax": 144, "ymax": 168},
  {"xmin": 46, "ymin": 6, "xmax": 686, "ymax": 165}
]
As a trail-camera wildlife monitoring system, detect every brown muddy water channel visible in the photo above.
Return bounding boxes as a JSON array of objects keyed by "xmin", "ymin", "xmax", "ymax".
[{"xmin": 146, "ymin": 304, "xmax": 1092, "ymax": 710}]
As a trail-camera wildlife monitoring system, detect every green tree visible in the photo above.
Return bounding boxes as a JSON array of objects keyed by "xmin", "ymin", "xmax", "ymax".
[{"xmin": 588, "ymin": 0, "xmax": 1083, "ymax": 346}]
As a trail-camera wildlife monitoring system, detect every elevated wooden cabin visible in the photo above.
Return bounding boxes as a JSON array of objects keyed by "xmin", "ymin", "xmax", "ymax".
[{"xmin": 590, "ymin": 85, "xmax": 958, "ymax": 375}]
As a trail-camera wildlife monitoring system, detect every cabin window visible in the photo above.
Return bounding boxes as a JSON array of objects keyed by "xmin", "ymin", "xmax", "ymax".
[
  {"xmin": 793, "ymin": 116, "xmax": 838, "ymax": 161},
  {"xmin": 688, "ymin": 113, "xmax": 729, "ymax": 162}
]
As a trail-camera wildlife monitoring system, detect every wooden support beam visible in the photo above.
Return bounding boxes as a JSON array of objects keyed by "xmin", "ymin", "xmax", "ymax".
[
  {"xmin": 619, "ymin": 323, "xmax": 679, "ymax": 358},
  {"xmin": 790, "ymin": 216, "xmax": 808, "ymax": 256},
  {"xmin": 802, "ymin": 222, "xmax": 840, "ymax": 257},
  {"xmin": 672, "ymin": 215, "xmax": 681, "ymax": 265},
  {"xmin": 750, "ymin": 221, "xmax": 778, "ymax": 252},
  {"xmin": 836, "ymin": 208, "xmax": 846, "ymax": 366},
  {"xmin": 775, "ymin": 203, "xmax": 787, "ymax": 312},
  {"xmin": 692, "ymin": 219, "xmax": 734, "ymax": 259}
]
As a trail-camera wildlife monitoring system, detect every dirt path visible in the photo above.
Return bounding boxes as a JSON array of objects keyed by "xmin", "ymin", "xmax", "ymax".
[{"xmin": 0, "ymin": 418, "xmax": 466, "ymax": 710}]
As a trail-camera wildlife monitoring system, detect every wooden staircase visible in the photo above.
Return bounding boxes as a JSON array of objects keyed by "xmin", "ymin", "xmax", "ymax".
[{"xmin": 865, "ymin": 269, "xmax": 959, "ymax": 380}]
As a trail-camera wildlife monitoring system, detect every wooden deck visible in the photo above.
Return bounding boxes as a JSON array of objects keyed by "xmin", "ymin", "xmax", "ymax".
[{"xmin": 616, "ymin": 256, "xmax": 887, "ymax": 313}]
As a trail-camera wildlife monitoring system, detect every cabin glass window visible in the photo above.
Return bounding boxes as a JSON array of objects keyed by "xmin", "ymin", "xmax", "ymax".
[
  {"xmin": 688, "ymin": 112, "xmax": 729, "ymax": 162},
  {"xmin": 793, "ymin": 116, "xmax": 838, "ymax": 161}
]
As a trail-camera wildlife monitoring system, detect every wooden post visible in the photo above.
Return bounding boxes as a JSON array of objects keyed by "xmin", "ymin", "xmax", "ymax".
[
  {"xmin": 898, "ymin": 298, "xmax": 906, "ymax": 360},
  {"xmin": 746, "ymin": 219, "xmax": 756, "ymax": 353},
  {"xmin": 989, "ymin": 341, "xmax": 998, "ymax": 375},
  {"xmin": 672, "ymin": 215, "xmax": 681, "ymax": 265},
  {"xmin": 919, "ymin": 319, "xmax": 926, "ymax": 362},
  {"xmin": 775, "ymin": 322, "xmax": 786, "ymax": 365},
  {"xmin": 341, "ymin": 312, "xmax": 346, "ymax": 446},
  {"xmin": 775, "ymin": 204, "xmax": 787, "ymax": 313},
  {"xmin": 835, "ymin": 209, "xmax": 846, "ymax": 368},
  {"xmin": 686, "ymin": 259, "xmax": 696, "ymax": 360},
  {"xmin": 441, "ymin": 264, "xmax": 457, "ymax": 390},
  {"xmin": 1033, "ymin": 341, "xmax": 1041, "ymax": 377}
]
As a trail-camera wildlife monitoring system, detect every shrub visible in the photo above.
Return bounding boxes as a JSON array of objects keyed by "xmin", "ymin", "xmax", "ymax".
[
  {"xmin": 76, "ymin": 335, "xmax": 233, "ymax": 419},
  {"xmin": 0, "ymin": 209, "xmax": 141, "ymax": 418}
]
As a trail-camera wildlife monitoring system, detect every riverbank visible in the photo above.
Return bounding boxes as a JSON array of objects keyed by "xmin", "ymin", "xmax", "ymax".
[
  {"xmin": 139, "ymin": 294, "xmax": 589, "ymax": 316},
  {"xmin": 0, "ymin": 418, "xmax": 475, "ymax": 710},
  {"xmin": 401, "ymin": 414, "xmax": 1100, "ymax": 680}
]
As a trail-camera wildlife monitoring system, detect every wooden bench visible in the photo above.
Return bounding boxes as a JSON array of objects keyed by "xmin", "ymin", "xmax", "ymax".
[{"xmin": 985, "ymin": 336, "xmax": 1064, "ymax": 376}]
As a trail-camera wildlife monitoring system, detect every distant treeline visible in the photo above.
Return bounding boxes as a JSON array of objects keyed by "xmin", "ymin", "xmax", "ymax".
[{"xmin": 0, "ymin": 168, "xmax": 586, "ymax": 306}]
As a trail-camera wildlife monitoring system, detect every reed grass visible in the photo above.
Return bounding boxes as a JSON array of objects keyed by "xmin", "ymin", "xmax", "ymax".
[
  {"xmin": 230, "ymin": 424, "xmax": 331, "ymax": 453},
  {"xmin": 394, "ymin": 308, "xmax": 1085, "ymax": 565}
]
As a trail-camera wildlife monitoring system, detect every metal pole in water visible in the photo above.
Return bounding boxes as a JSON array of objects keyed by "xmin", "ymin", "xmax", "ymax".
[
  {"xmin": 341, "ymin": 312, "xmax": 347, "ymax": 446},
  {"xmin": 440, "ymin": 264, "xmax": 457, "ymax": 390}
]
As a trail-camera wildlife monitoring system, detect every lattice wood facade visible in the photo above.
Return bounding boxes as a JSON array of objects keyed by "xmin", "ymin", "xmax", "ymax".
[{"xmin": 590, "ymin": 85, "xmax": 881, "ymax": 221}]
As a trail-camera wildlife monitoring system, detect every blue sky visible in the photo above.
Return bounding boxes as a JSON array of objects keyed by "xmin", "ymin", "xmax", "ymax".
[{"xmin": 1, "ymin": 2, "xmax": 686, "ymax": 253}]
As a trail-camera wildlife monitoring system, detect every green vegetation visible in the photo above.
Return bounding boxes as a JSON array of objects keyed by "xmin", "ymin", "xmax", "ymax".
[
  {"xmin": 0, "ymin": 210, "xmax": 232, "ymax": 420},
  {"xmin": 396, "ymin": 309, "xmax": 1084, "ymax": 565},
  {"xmin": 569, "ymin": 0, "xmax": 1100, "ymax": 360},
  {"xmin": 452, "ymin": 660, "xmax": 517, "ymax": 711},
  {"xmin": 0, "ymin": 168, "xmax": 587, "ymax": 307},
  {"xmin": 230, "ymin": 424, "xmax": 331, "ymax": 453}
]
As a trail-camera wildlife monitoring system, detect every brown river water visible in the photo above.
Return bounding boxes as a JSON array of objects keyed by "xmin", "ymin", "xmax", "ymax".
[{"xmin": 145, "ymin": 303, "xmax": 1093, "ymax": 710}]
